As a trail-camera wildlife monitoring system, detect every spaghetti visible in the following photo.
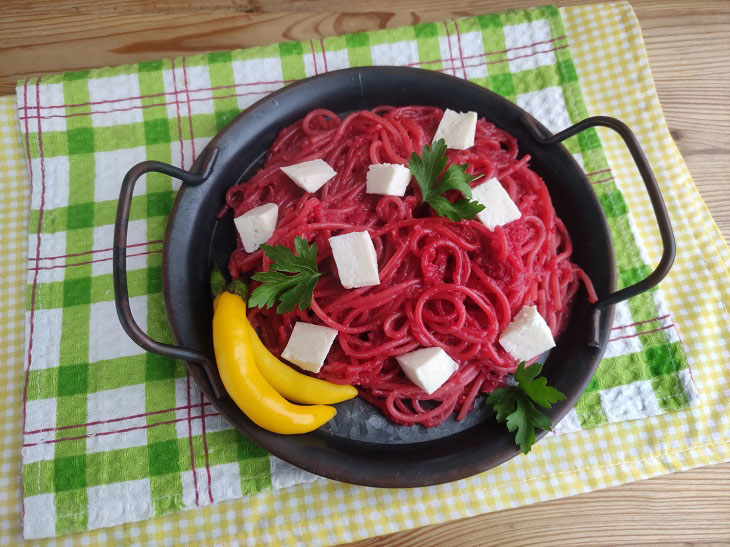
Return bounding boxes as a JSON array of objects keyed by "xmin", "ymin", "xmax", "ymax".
[{"xmin": 225, "ymin": 106, "xmax": 597, "ymax": 427}]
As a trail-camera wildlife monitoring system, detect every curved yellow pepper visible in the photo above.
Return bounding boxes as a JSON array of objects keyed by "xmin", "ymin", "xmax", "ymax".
[
  {"xmin": 212, "ymin": 291, "xmax": 335, "ymax": 434},
  {"xmin": 247, "ymin": 324, "xmax": 358, "ymax": 405}
]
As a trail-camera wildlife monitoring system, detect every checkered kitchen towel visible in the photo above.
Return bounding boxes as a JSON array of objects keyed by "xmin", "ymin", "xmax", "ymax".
[{"xmin": 17, "ymin": 4, "xmax": 697, "ymax": 538}]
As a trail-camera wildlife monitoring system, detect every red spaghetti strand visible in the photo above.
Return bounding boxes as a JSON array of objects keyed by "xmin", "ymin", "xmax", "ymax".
[{"xmin": 227, "ymin": 106, "xmax": 596, "ymax": 427}]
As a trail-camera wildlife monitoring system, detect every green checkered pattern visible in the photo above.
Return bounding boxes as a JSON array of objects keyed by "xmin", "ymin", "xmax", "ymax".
[{"xmin": 16, "ymin": 5, "xmax": 696, "ymax": 538}]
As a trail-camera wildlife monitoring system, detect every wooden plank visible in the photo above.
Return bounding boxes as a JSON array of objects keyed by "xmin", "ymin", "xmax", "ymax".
[
  {"xmin": 1, "ymin": 1, "xmax": 728, "ymax": 237},
  {"xmin": 345, "ymin": 463, "xmax": 730, "ymax": 546},
  {"xmin": 1, "ymin": 1, "xmax": 729, "ymax": 544}
]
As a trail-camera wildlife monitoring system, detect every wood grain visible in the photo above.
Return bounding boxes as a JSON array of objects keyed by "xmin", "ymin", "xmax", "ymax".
[
  {"xmin": 1, "ymin": 1, "xmax": 729, "ymax": 544},
  {"xmin": 346, "ymin": 463, "xmax": 730, "ymax": 546},
  {"xmin": 1, "ymin": 0, "xmax": 727, "ymax": 238}
]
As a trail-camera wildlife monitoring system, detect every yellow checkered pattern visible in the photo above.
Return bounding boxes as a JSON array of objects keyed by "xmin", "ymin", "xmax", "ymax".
[
  {"xmin": 1, "ymin": 2, "xmax": 729, "ymax": 544},
  {"xmin": 0, "ymin": 93, "xmax": 28, "ymax": 544}
]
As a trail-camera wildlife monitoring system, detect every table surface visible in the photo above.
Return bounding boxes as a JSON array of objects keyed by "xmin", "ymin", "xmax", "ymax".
[{"xmin": 2, "ymin": 0, "xmax": 729, "ymax": 544}]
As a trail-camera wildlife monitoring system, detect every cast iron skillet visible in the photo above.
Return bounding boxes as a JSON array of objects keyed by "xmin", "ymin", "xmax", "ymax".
[{"xmin": 113, "ymin": 67, "xmax": 675, "ymax": 488}]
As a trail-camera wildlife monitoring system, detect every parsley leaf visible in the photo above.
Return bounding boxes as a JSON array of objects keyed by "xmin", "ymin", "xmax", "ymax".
[
  {"xmin": 514, "ymin": 361, "xmax": 566, "ymax": 409},
  {"xmin": 248, "ymin": 236, "xmax": 321, "ymax": 314},
  {"xmin": 486, "ymin": 362, "xmax": 566, "ymax": 454},
  {"xmin": 408, "ymin": 139, "xmax": 485, "ymax": 222},
  {"xmin": 486, "ymin": 387, "xmax": 519, "ymax": 422},
  {"xmin": 505, "ymin": 395, "xmax": 552, "ymax": 454}
]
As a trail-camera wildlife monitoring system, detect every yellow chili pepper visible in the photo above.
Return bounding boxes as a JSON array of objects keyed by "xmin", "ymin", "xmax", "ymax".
[
  {"xmin": 212, "ymin": 291, "xmax": 335, "ymax": 434},
  {"xmin": 247, "ymin": 324, "xmax": 357, "ymax": 405}
]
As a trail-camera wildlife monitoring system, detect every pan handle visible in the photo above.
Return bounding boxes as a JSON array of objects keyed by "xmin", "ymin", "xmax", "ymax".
[
  {"xmin": 113, "ymin": 148, "xmax": 225, "ymax": 398},
  {"xmin": 522, "ymin": 116, "xmax": 675, "ymax": 343}
]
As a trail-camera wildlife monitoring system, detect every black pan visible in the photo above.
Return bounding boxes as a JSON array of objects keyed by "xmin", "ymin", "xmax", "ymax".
[{"xmin": 113, "ymin": 67, "xmax": 675, "ymax": 488}]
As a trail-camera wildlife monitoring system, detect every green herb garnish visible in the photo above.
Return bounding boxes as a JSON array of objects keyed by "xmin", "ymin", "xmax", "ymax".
[
  {"xmin": 486, "ymin": 362, "xmax": 566, "ymax": 454},
  {"xmin": 408, "ymin": 138, "xmax": 485, "ymax": 222},
  {"xmin": 248, "ymin": 236, "xmax": 321, "ymax": 313}
]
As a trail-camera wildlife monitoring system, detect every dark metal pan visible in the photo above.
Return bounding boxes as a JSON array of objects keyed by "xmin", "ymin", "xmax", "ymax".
[{"xmin": 113, "ymin": 67, "xmax": 674, "ymax": 487}]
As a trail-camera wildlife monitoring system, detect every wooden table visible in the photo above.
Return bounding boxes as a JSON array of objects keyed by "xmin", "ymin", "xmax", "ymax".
[{"xmin": 2, "ymin": 0, "xmax": 729, "ymax": 544}]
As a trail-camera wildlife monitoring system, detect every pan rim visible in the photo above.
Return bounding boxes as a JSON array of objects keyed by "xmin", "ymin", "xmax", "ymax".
[{"xmin": 161, "ymin": 66, "xmax": 616, "ymax": 487}]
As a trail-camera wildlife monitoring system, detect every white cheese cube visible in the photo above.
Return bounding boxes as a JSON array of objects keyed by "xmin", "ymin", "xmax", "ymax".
[
  {"xmin": 432, "ymin": 108, "xmax": 478, "ymax": 150},
  {"xmin": 472, "ymin": 177, "xmax": 521, "ymax": 230},
  {"xmin": 233, "ymin": 203, "xmax": 278, "ymax": 253},
  {"xmin": 365, "ymin": 163, "xmax": 412, "ymax": 196},
  {"xmin": 280, "ymin": 159, "xmax": 336, "ymax": 193},
  {"xmin": 328, "ymin": 231, "xmax": 380, "ymax": 289},
  {"xmin": 396, "ymin": 347, "xmax": 458, "ymax": 395},
  {"xmin": 499, "ymin": 305, "xmax": 556, "ymax": 362},
  {"xmin": 281, "ymin": 322, "xmax": 338, "ymax": 373}
]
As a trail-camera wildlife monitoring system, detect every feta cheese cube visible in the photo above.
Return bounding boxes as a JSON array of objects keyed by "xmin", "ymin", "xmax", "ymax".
[
  {"xmin": 471, "ymin": 177, "xmax": 521, "ymax": 230},
  {"xmin": 499, "ymin": 305, "xmax": 556, "ymax": 362},
  {"xmin": 280, "ymin": 159, "xmax": 336, "ymax": 193},
  {"xmin": 366, "ymin": 163, "xmax": 412, "ymax": 196},
  {"xmin": 432, "ymin": 108, "xmax": 478, "ymax": 150},
  {"xmin": 396, "ymin": 347, "xmax": 458, "ymax": 395},
  {"xmin": 233, "ymin": 203, "xmax": 278, "ymax": 253},
  {"xmin": 328, "ymin": 231, "xmax": 380, "ymax": 289},
  {"xmin": 281, "ymin": 322, "xmax": 338, "ymax": 373}
]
